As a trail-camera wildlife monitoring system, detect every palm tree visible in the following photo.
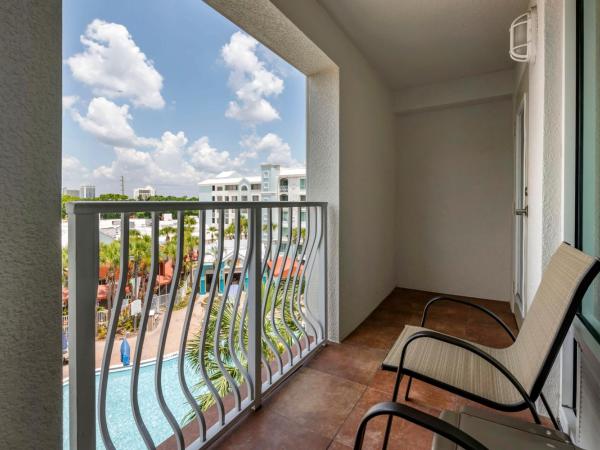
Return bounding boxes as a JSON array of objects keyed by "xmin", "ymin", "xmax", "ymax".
[
  {"xmin": 207, "ymin": 226, "xmax": 217, "ymax": 243},
  {"xmin": 129, "ymin": 232, "xmax": 151, "ymax": 300},
  {"xmin": 240, "ymin": 216, "xmax": 248, "ymax": 239},
  {"xmin": 99, "ymin": 241, "xmax": 121, "ymax": 322},
  {"xmin": 224, "ymin": 223, "xmax": 235, "ymax": 240},
  {"xmin": 159, "ymin": 225, "xmax": 177, "ymax": 242},
  {"xmin": 61, "ymin": 247, "xmax": 68, "ymax": 287},
  {"xmin": 261, "ymin": 223, "xmax": 277, "ymax": 233},
  {"xmin": 184, "ymin": 279, "xmax": 304, "ymax": 421},
  {"xmin": 291, "ymin": 227, "xmax": 307, "ymax": 245}
]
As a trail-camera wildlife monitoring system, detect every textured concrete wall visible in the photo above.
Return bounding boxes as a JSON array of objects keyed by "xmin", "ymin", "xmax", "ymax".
[
  {"xmin": 396, "ymin": 99, "xmax": 514, "ymax": 301},
  {"xmin": 307, "ymin": 68, "xmax": 340, "ymax": 339},
  {"xmin": 0, "ymin": 1, "xmax": 62, "ymax": 447},
  {"xmin": 269, "ymin": 0, "xmax": 397, "ymax": 340},
  {"xmin": 539, "ymin": 0, "xmax": 566, "ymax": 421}
]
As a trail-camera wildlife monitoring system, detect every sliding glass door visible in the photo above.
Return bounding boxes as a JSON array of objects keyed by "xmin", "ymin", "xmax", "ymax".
[{"xmin": 577, "ymin": 0, "xmax": 600, "ymax": 340}]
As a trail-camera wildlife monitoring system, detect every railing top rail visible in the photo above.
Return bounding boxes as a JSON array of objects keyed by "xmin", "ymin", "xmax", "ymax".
[{"xmin": 67, "ymin": 200, "xmax": 327, "ymax": 215}]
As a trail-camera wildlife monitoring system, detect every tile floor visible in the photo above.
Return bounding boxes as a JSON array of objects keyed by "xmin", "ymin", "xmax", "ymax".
[{"xmin": 212, "ymin": 288, "xmax": 541, "ymax": 450}]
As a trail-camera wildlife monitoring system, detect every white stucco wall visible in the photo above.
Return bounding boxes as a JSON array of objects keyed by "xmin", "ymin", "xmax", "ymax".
[
  {"xmin": 396, "ymin": 99, "xmax": 514, "ymax": 301},
  {"xmin": 268, "ymin": 0, "xmax": 397, "ymax": 339},
  {"xmin": 0, "ymin": 1, "xmax": 62, "ymax": 447}
]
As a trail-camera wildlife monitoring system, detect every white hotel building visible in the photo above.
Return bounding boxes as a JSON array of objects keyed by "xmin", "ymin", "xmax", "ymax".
[{"xmin": 198, "ymin": 164, "xmax": 306, "ymax": 226}]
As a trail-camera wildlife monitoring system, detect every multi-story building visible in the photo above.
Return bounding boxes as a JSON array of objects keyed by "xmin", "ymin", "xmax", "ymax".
[
  {"xmin": 133, "ymin": 185, "xmax": 155, "ymax": 200},
  {"xmin": 198, "ymin": 164, "xmax": 306, "ymax": 226},
  {"xmin": 61, "ymin": 187, "xmax": 80, "ymax": 197},
  {"xmin": 79, "ymin": 184, "xmax": 95, "ymax": 199}
]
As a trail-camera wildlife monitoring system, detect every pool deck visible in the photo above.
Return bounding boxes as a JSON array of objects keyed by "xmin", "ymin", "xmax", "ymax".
[{"xmin": 63, "ymin": 300, "xmax": 206, "ymax": 380}]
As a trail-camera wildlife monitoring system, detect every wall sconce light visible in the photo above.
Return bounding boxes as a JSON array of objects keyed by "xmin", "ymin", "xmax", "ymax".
[{"xmin": 509, "ymin": 11, "xmax": 534, "ymax": 62}]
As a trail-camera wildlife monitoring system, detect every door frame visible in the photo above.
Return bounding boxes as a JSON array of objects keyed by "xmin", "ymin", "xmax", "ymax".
[{"xmin": 513, "ymin": 93, "xmax": 528, "ymax": 321}]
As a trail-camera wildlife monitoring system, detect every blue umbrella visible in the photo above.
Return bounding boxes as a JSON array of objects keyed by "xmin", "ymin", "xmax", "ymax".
[
  {"xmin": 62, "ymin": 331, "xmax": 68, "ymax": 353},
  {"xmin": 120, "ymin": 338, "xmax": 131, "ymax": 366}
]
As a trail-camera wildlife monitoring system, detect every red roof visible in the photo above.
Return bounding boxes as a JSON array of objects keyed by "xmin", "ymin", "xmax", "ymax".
[
  {"xmin": 62, "ymin": 284, "xmax": 130, "ymax": 304},
  {"xmin": 157, "ymin": 260, "xmax": 174, "ymax": 286},
  {"xmin": 266, "ymin": 256, "xmax": 303, "ymax": 279}
]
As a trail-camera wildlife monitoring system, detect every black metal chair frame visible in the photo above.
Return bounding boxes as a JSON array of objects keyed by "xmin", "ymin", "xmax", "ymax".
[
  {"xmin": 380, "ymin": 254, "xmax": 600, "ymax": 449},
  {"xmin": 354, "ymin": 401, "xmax": 487, "ymax": 450}
]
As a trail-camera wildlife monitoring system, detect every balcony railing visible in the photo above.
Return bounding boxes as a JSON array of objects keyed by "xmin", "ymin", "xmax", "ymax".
[{"xmin": 66, "ymin": 201, "xmax": 328, "ymax": 449}]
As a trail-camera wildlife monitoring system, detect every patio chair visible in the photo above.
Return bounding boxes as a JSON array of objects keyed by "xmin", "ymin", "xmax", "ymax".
[
  {"xmin": 354, "ymin": 401, "xmax": 583, "ymax": 450},
  {"xmin": 381, "ymin": 243, "xmax": 600, "ymax": 448},
  {"xmin": 353, "ymin": 402, "xmax": 487, "ymax": 450}
]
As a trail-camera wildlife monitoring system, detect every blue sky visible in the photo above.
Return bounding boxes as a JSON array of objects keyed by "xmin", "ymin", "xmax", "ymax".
[{"xmin": 62, "ymin": 0, "xmax": 306, "ymax": 196}]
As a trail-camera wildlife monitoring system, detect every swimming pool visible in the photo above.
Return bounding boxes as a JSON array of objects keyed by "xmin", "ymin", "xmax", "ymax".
[{"xmin": 63, "ymin": 355, "xmax": 197, "ymax": 449}]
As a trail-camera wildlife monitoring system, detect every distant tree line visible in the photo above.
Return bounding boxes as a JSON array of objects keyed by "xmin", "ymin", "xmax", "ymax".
[{"xmin": 61, "ymin": 193, "xmax": 200, "ymax": 219}]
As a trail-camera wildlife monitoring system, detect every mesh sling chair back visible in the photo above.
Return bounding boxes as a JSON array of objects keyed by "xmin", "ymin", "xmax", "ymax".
[{"xmin": 381, "ymin": 243, "xmax": 600, "ymax": 448}]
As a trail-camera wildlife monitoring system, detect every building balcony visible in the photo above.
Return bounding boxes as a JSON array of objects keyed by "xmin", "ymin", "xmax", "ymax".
[{"xmin": 64, "ymin": 200, "xmax": 328, "ymax": 449}]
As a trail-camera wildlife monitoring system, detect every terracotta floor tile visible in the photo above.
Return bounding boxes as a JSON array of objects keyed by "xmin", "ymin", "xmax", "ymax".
[
  {"xmin": 367, "ymin": 370, "xmax": 459, "ymax": 412},
  {"xmin": 328, "ymin": 441, "xmax": 352, "ymax": 450},
  {"xmin": 307, "ymin": 342, "xmax": 387, "ymax": 385},
  {"xmin": 267, "ymin": 367, "xmax": 366, "ymax": 439},
  {"xmin": 200, "ymin": 289, "xmax": 533, "ymax": 448},
  {"xmin": 367, "ymin": 308, "xmax": 420, "ymax": 327},
  {"xmin": 468, "ymin": 297, "xmax": 513, "ymax": 315},
  {"xmin": 343, "ymin": 322, "xmax": 402, "ymax": 351},
  {"xmin": 369, "ymin": 368, "xmax": 398, "ymax": 394},
  {"xmin": 213, "ymin": 408, "xmax": 331, "ymax": 450},
  {"xmin": 334, "ymin": 387, "xmax": 405, "ymax": 449},
  {"xmin": 334, "ymin": 385, "xmax": 441, "ymax": 450}
]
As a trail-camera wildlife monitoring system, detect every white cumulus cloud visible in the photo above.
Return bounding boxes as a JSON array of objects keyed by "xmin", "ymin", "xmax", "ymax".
[
  {"xmin": 66, "ymin": 19, "xmax": 165, "ymax": 109},
  {"xmin": 222, "ymin": 31, "xmax": 283, "ymax": 124},
  {"xmin": 91, "ymin": 133, "xmax": 249, "ymax": 194},
  {"xmin": 62, "ymin": 95, "xmax": 79, "ymax": 110},
  {"xmin": 240, "ymin": 132, "xmax": 299, "ymax": 167},
  {"xmin": 188, "ymin": 136, "xmax": 244, "ymax": 173},
  {"xmin": 71, "ymin": 97, "xmax": 150, "ymax": 148},
  {"xmin": 62, "ymin": 154, "xmax": 90, "ymax": 188},
  {"xmin": 92, "ymin": 146, "xmax": 200, "ymax": 193}
]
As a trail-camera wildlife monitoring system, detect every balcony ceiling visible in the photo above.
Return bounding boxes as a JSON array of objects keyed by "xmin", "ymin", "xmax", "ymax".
[{"xmin": 318, "ymin": 0, "xmax": 529, "ymax": 89}]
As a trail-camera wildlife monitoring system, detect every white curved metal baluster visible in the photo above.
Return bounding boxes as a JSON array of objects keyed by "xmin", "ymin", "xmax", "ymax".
[
  {"xmin": 260, "ymin": 208, "xmax": 275, "ymax": 383},
  {"xmin": 289, "ymin": 206, "xmax": 310, "ymax": 354},
  {"xmin": 177, "ymin": 210, "xmax": 207, "ymax": 441},
  {"xmin": 98, "ymin": 214, "xmax": 129, "ymax": 450},
  {"xmin": 130, "ymin": 213, "xmax": 160, "ymax": 449},
  {"xmin": 262, "ymin": 207, "xmax": 284, "ymax": 375},
  {"xmin": 154, "ymin": 211, "xmax": 185, "ymax": 449},
  {"xmin": 303, "ymin": 207, "xmax": 325, "ymax": 341},
  {"xmin": 213, "ymin": 209, "xmax": 242, "ymax": 410},
  {"xmin": 228, "ymin": 209, "xmax": 253, "ymax": 399},
  {"xmin": 269, "ymin": 206, "xmax": 294, "ymax": 366},
  {"xmin": 198, "ymin": 212, "xmax": 226, "ymax": 424},
  {"xmin": 295, "ymin": 207, "xmax": 318, "ymax": 347},
  {"xmin": 279, "ymin": 207, "xmax": 303, "ymax": 363}
]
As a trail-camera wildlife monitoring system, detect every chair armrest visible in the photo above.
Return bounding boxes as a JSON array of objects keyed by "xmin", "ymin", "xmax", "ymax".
[
  {"xmin": 354, "ymin": 401, "xmax": 488, "ymax": 450},
  {"xmin": 422, "ymin": 296, "xmax": 516, "ymax": 342}
]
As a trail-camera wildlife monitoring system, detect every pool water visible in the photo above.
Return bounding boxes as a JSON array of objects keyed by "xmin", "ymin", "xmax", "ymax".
[{"xmin": 63, "ymin": 355, "xmax": 198, "ymax": 449}]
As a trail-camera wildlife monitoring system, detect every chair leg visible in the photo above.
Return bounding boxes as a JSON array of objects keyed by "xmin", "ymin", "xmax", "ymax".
[
  {"xmin": 405, "ymin": 376, "xmax": 413, "ymax": 401},
  {"xmin": 540, "ymin": 393, "xmax": 560, "ymax": 430},
  {"xmin": 526, "ymin": 399, "xmax": 542, "ymax": 425},
  {"xmin": 383, "ymin": 371, "xmax": 404, "ymax": 450}
]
